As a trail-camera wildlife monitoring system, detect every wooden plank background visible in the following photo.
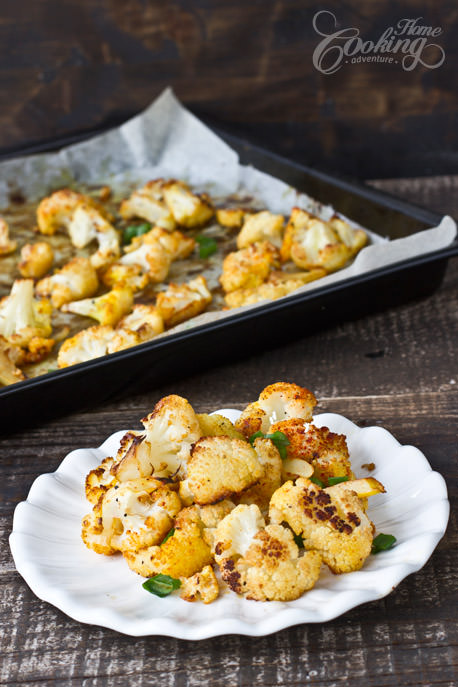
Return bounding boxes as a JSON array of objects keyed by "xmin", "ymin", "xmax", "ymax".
[{"xmin": 0, "ymin": 0, "xmax": 456, "ymax": 178}]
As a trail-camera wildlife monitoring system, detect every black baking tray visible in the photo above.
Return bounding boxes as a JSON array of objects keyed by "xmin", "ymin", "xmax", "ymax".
[{"xmin": 1, "ymin": 126, "xmax": 457, "ymax": 434}]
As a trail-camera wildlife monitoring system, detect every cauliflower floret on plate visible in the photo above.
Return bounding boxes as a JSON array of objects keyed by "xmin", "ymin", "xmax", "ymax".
[
  {"xmin": 57, "ymin": 324, "xmax": 115, "ymax": 368},
  {"xmin": 0, "ymin": 218, "xmax": 17, "ymax": 255},
  {"xmin": 269, "ymin": 477, "xmax": 379, "ymax": 573},
  {"xmin": 107, "ymin": 304, "xmax": 164, "ymax": 353},
  {"xmin": 156, "ymin": 276, "xmax": 212, "ymax": 328},
  {"xmin": 236, "ymin": 211, "xmax": 285, "ymax": 249},
  {"xmin": 179, "ymin": 436, "xmax": 263, "ymax": 506},
  {"xmin": 0, "ymin": 279, "xmax": 53, "ymax": 352},
  {"xmin": 196, "ymin": 413, "xmax": 245, "ymax": 440},
  {"xmin": 68, "ymin": 202, "xmax": 121, "ymax": 269},
  {"xmin": 180, "ymin": 565, "xmax": 220, "ymax": 604},
  {"xmin": 214, "ymin": 504, "xmax": 321, "ymax": 601},
  {"xmin": 224, "ymin": 268, "xmax": 325, "ymax": 308},
  {"xmin": 62, "ymin": 285, "xmax": 134, "ymax": 326},
  {"xmin": 220, "ymin": 241, "xmax": 280, "ymax": 293},
  {"xmin": 162, "ymin": 180, "xmax": 214, "ymax": 228},
  {"xmin": 236, "ymin": 437, "xmax": 283, "ymax": 513},
  {"xmin": 36, "ymin": 257, "xmax": 99, "ymax": 308},
  {"xmin": 82, "ymin": 477, "xmax": 182, "ymax": 555},
  {"xmin": 235, "ymin": 382, "xmax": 317, "ymax": 439},
  {"xmin": 18, "ymin": 242, "xmax": 54, "ymax": 279},
  {"xmin": 85, "ymin": 456, "xmax": 117, "ymax": 505},
  {"xmin": 120, "ymin": 179, "xmax": 176, "ymax": 231},
  {"xmin": 112, "ymin": 394, "xmax": 202, "ymax": 482}
]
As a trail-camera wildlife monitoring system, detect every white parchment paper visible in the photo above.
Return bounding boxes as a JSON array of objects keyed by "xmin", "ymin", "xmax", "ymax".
[{"xmin": 0, "ymin": 88, "xmax": 455, "ymax": 328}]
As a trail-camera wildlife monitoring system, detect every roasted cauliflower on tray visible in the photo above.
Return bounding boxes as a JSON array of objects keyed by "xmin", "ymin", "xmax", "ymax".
[{"xmin": 81, "ymin": 382, "xmax": 389, "ymax": 605}]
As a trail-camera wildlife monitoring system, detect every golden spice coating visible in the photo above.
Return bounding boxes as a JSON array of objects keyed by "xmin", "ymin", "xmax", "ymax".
[
  {"xmin": 119, "ymin": 179, "xmax": 176, "ymax": 231},
  {"xmin": 196, "ymin": 413, "xmax": 245, "ymax": 440},
  {"xmin": 21, "ymin": 335, "xmax": 55, "ymax": 365},
  {"xmin": 62, "ymin": 285, "xmax": 134, "ymax": 326},
  {"xmin": 120, "ymin": 231, "xmax": 172, "ymax": 283},
  {"xmin": 18, "ymin": 242, "xmax": 54, "ymax": 279},
  {"xmin": 269, "ymin": 477, "xmax": 375, "ymax": 574},
  {"xmin": 112, "ymin": 394, "xmax": 201, "ymax": 482},
  {"xmin": 224, "ymin": 268, "xmax": 325, "ymax": 308},
  {"xmin": 236, "ymin": 437, "xmax": 283, "ymax": 513},
  {"xmin": 0, "ymin": 335, "xmax": 25, "ymax": 386},
  {"xmin": 330, "ymin": 217, "xmax": 367, "ymax": 256},
  {"xmin": 0, "ymin": 218, "xmax": 17, "ymax": 255},
  {"xmin": 57, "ymin": 324, "xmax": 115, "ymax": 368},
  {"xmin": 220, "ymin": 241, "xmax": 280, "ymax": 294},
  {"xmin": 0, "ymin": 279, "xmax": 52, "ymax": 348},
  {"xmin": 36, "ymin": 189, "xmax": 83, "ymax": 235},
  {"xmin": 216, "ymin": 207, "xmax": 246, "ymax": 229},
  {"xmin": 162, "ymin": 180, "xmax": 214, "ymax": 228},
  {"xmin": 179, "ymin": 436, "xmax": 263, "ymax": 506},
  {"xmin": 68, "ymin": 202, "xmax": 121, "ymax": 270},
  {"xmin": 107, "ymin": 304, "xmax": 164, "ymax": 353},
  {"xmin": 236, "ymin": 211, "xmax": 285, "ymax": 249},
  {"xmin": 180, "ymin": 565, "xmax": 220, "ymax": 604},
  {"xmin": 280, "ymin": 208, "xmax": 313, "ymax": 262},
  {"xmin": 147, "ymin": 227, "xmax": 195, "ymax": 261},
  {"xmin": 156, "ymin": 276, "xmax": 212, "ymax": 328},
  {"xmin": 85, "ymin": 456, "xmax": 117, "ymax": 505},
  {"xmin": 235, "ymin": 382, "xmax": 317, "ymax": 439},
  {"xmin": 100, "ymin": 263, "xmax": 149, "ymax": 292},
  {"xmin": 36, "ymin": 257, "xmax": 99, "ymax": 309},
  {"xmin": 82, "ymin": 477, "xmax": 182, "ymax": 556}
]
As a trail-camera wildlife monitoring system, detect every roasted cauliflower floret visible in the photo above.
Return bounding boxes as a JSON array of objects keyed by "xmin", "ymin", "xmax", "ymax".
[
  {"xmin": 57, "ymin": 324, "xmax": 115, "ymax": 368},
  {"xmin": 18, "ymin": 242, "xmax": 54, "ymax": 279},
  {"xmin": 107, "ymin": 304, "xmax": 164, "ymax": 353},
  {"xmin": 216, "ymin": 207, "xmax": 246, "ymax": 229},
  {"xmin": 0, "ymin": 335, "xmax": 25, "ymax": 386},
  {"xmin": 85, "ymin": 456, "xmax": 117, "ymax": 505},
  {"xmin": 236, "ymin": 437, "xmax": 283, "ymax": 512},
  {"xmin": 236, "ymin": 211, "xmax": 284, "ymax": 249},
  {"xmin": 235, "ymin": 382, "xmax": 317, "ymax": 439},
  {"xmin": 196, "ymin": 413, "xmax": 245, "ymax": 440},
  {"xmin": 180, "ymin": 565, "xmax": 220, "ymax": 604},
  {"xmin": 36, "ymin": 257, "xmax": 99, "ymax": 309},
  {"xmin": 162, "ymin": 180, "xmax": 214, "ymax": 228},
  {"xmin": 119, "ymin": 179, "xmax": 176, "ymax": 231},
  {"xmin": 0, "ymin": 218, "xmax": 17, "ymax": 255},
  {"xmin": 82, "ymin": 477, "xmax": 182, "ymax": 555},
  {"xmin": 179, "ymin": 436, "xmax": 263, "ymax": 506},
  {"xmin": 270, "ymin": 420, "xmax": 353, "ymax": 484},
  {"xmin": 224, "ymin": 268, "xmax": 326, "ymax": 308},
  {"xmin": 36, "ymin": 189, "xmax": 83, "ymax": 235},
  {"xmin": 220, "ymin": 241, "xmax": 280, "ymax": 293},
  {"xmin": 146, "ymin": 227, "xmax": 195, "ymax": 261},
  {"xmin": 68, "ymin": 202, "xmax": 120, "ymax": 269},
  {"xmin": 112, "ymin": 394, "xmax": 202, "ymax": 481},
  {"xmin": 329, "ymin": 217, "xmax": 367, "ymax": 256},
  {"xmin": 100, "ymin": 263, "xmax": 149, "ymax": 293},
  {"xmin": 0, "ymin": 279, "xmax": 52, "ymax": 349},
  {"xmin": 214, "ymin": 504, "xmax": 321, "ymax": 601},
  {"xmin": 156, "ymin": 276, "xmax": 212, "ymax": 328},
  {"xmin": 62, "ymin": 285, "xmax": 133, "ymax": 326},
  {"xmin": 120, "ymin": 230, "xmax": 172, "ymax": 283},
  {"xmin": 269, "ymin": 477, "xmax": 378, "ymax": 573}
]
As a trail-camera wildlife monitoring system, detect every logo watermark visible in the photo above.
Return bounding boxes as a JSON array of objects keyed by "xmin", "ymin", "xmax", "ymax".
[{"xmin": 312, "ymin": 11, "xmax": 445, "ymax": 74}]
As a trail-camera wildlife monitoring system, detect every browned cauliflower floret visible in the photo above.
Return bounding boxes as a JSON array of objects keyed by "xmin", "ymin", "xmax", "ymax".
[
  {"xmin": 36, "ymin": 257, "xmax": 99, "ymax": 308},
  {"xmin": 236, "ymin": 437, "xmax": 282, "ymax": 512},
  {"xmin": 147, "ymin": 227, "xmax": 195, "ymax": 261},
  {"xmin": 196, "ymin": 413, "xmax": 245, "ymax": 440},
  {"xmin": 62, "ymin": 285, "xmax": 134, "ymax": 326},
  {"xmin": 119, "ymin": 179, "xmax": 176, "ymax": 231},
  {"xmin": 85, "ymin": 456, "xmax": 117, "ymax": 505},
  {"xmin": 120, "ymin": 230, "xmax": 172, "ymax": 283},
  {"xmin": 162, "ymin": 180, "xmax": 214, "ymax": 228},
  {"xmin": 220, "ymin": 241, "xmax": 280, "ymax": 294},
  {"xmin": 36, "ymin": 189, "xmax": 83, "ymax": 235},
  {"xmin": 329, "ymin": 217, "xmax": 367, "ymax": 256},
  {"xmin": 236, "ymin": 211, "xmax": 284, "ymax": 249},
  {"xmin": 235, "ymin": 382, "xmax": 317, "ymax": 439},
  {"xmin": 214, "ymin": 504, "xmax": 321, "ymax": 601},
  {"xmin": 216, "ymin": 208, "xmax": 246, "ymax": 229},
  {"xmin": 156, "ymin": 276, "xmax": 212, "ymax": 328},
  {"xmin": 271, "ymin": 419, "xmax": 353, "ymax": 484},
  {"xmin": 18, "ymin": 242, "xmax": 54, "ymax": 279},
  {"xmin": 68, "ymin": 202, "xmax": 121, "ymax": 269},
  {"xmin": 82, "ymin": 477, "xmax": 182, "ymax": 555},
  {"xmin": 0, "ymin": 335, "xmax": 25, "ymax": 386},
  {"xmin": 57, "ymin": 324, "xmax": 115, "ymax": 368},
  {"xmin": 180, "ymin": 565, "xmax": 220, "ymax": 604},
  {"xmin": 0, "ymin": 218, "xmax": 17, "ymax": 255},
  {"xmin": 112, "ymin": 394, "xmax": 201, "ymax": 481},
  {"xmin": 269, "ymin": 477, "xmax": 379, "ymax": 574},
  {"xmin": 179, "ymin": 436, "xmax": 263, "ymax": 506},
  {"xmin": 0, "ymin": 279, "xmax": 53, "ymax": 351},
  {"xmin": 224, "ymin": 268, "xmax": 326, "ymax": 308},
  {"xmin": 100, "ymin": 263, "xmax": 149, "ymax": 293},
  {"xmin": 107, "ymin": 304, "xmax": 164, "ymax": 353}
]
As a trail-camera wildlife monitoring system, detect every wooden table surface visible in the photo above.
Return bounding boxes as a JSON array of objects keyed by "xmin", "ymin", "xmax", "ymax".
[{"xmin": 1, "ymin": 176, "xmax": 457, "ymax": 687}]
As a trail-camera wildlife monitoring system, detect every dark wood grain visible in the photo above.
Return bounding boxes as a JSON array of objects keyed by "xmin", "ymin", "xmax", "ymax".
[
  {"xmin": 0, "ymin": 1, "xmax": 456, "ymax": 178},
  {"xmin": 1, "ymin": 176, "xmax": 457, "ymax": 685}
]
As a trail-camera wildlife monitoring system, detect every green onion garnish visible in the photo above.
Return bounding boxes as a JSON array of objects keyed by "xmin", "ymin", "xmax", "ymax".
[
  {"xmin": 249, "ymin": 430, "xmax": 290, "ymax": 459},
  {"xmin": 142, "ymin": 573, "xmax": 181, "ymax": 597},
  {"xmin": 371, "ymin": 533, "xmax": 397, "ymax": 554},
  {"xmin": 293, "ymin": 532, "xmax": 304, "ymax": 549},
  {"xmin": 310, "ymin": 476, "xmax": 324, "ymax": 488},
  {"xmin": 123, "ymin": 223, "xmax": 151, "ymax": 244},
  {"xmin": 327, "ymin": 475, "xmax": 350, "ymax": 486},
  {"xmin": 161, "ymin": 528, "xmax": 175, "ymax": 545},
  {"xmin": 195, "ymin": 235, "xmax": 218, "ymax": 258}
]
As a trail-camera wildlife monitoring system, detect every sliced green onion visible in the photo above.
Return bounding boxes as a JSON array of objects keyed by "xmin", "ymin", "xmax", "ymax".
[
  {"xmin": 161, "ymin": 528, "xmax": 175, "ymax": 545},
  {"xmin": 142, "ymin": 573, "xmax": 181, "ymax": 597},
  {"xmin": 248, "ymin": 430, "xmax": 290, "ymax": 459},
  {"xmin": 293, "ymin": 531, "xmax": 304, "ymax": 549},
  {"xmin": 310, "ymin": 476, "xmax": 324, "ymax": 488},
  {"xmin": 371, "ymin": 533, "xmax": 397, "ymax": 554},
  {"xmin": 195, "ymin": 235, "xmax": 218, "ymax": 258},
  {"xmin": 123, "ymin": 223, "xmax": 151, "ymax": 244},
  {"xmin": 327, "ymin": 475, "xmax": 350, "ymax": 486}
]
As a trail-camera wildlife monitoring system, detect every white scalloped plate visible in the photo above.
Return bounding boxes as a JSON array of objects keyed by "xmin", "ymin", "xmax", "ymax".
[{"xmin": 10, "ymin": 411, "xmax": 449, "ymax": 639}]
